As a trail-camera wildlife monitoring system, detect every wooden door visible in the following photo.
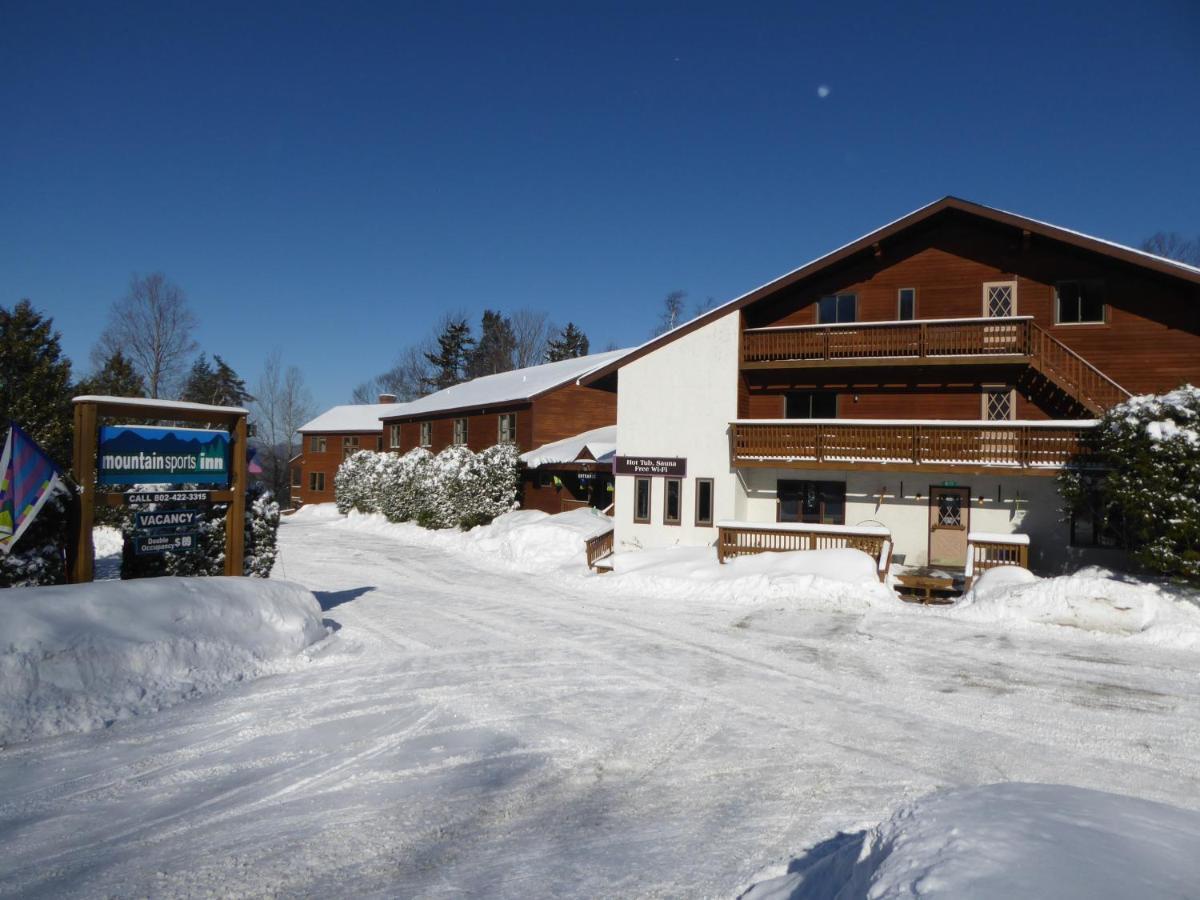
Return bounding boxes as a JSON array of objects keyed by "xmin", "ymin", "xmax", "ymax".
[{"xmin": 928, "ymin": 486, "xmax": 970, "ymax": 567}]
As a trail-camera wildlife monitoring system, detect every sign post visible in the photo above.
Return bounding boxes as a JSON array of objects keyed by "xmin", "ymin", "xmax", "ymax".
[{"xmin": 69, "ymin": 396, "xmax": 250, "ymax": 583}]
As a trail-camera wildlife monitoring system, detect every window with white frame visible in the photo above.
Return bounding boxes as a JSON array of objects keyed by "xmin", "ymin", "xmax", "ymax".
[
  {"xmin": 420, "ymin": 421, "xmax": 432, "ymax": 447},
  {"xmin": 309, "ymin": 472, "xmax": 325, "ymax": 492},
  {"xmin": 898, "ymin": 287, "xmax": 916, "ymax": 320},
  {"xmin": 984, "ymin": 388, "xmax": 1014, "ymax": 421},
  {"xmin": 498, "ymin": 413, "xmax": 517, "ymax": 444},
  {"xmin": 818, "ymin": 293, "xmax": 857, "ymax": 324},
  {"xmin": 309, "ymin": 435, "xmax": 326, "ymax": 453},
  {"xmin": 983, "ymin": 281, "xmax": 1017, "ymax": 317},
  {"xmin": 453, "ymin": 418, "xmax": 468, "ymax": 445},
  {"xmin": 342, "ymin": 436, "xmax": 360, "ymax": 455}
]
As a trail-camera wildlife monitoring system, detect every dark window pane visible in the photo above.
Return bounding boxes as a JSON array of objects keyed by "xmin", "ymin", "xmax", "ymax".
[
  {"xmin": 838, "ymin": 294, "xmax": 856, "ymax": 322},
  {"xmin": 635, "ymin": 478, "xmax": 650, "ymax": 521},
  {"xmin": 1080, "ymin": 291, "xmax": 1105, "ymax": 322},
  {"xmin": 898, "ymin": 289, "xmax": 915, "ymax": 320},
  {"xmin": 696, "ymin": 480, "xmax": 713, "ymax": 525},
  {"xmin": 812, "ymin": 392, "xmax": 837, "ymax": 418},
  {"xmin": 665, "ymin": 479, "xmax": 681, "ymax": 523},
  {"xmin": 818, "ymin": 296, "xmax": 837, "ymax": 323}
]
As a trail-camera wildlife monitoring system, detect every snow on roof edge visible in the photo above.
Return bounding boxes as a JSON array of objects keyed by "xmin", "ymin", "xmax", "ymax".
[{"xmin": 73, "ymin": 395, "xmax": 250, "ymax": 415}]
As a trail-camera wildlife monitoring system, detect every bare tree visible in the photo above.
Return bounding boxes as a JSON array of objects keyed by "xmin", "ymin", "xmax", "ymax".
[
  {"xmin": 251, "ymin": 350, "xmax": 315, "ymax": 503},
  {"xmin": 1142, "ymin": 232, "xmax": 1200, "ymax": 267},
  {"xmin": 511, "ymin": 308, "xmax": 553, "ymax": 368},
  {"xmin": 653, "ymin": 290, "xmax": 687, "ymax": 337},
  {"xmin": 378, "ymin": 343, "xmax": 435, "ymax": 400},
  {"xmin": 94, "ymin": 272, "xmax": 199, "ymax": 398}
]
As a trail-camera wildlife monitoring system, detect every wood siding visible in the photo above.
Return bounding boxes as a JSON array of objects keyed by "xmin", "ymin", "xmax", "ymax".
[
  {"xmin": 293, "ymin": 430, "xmax": 383, "ymax": 506},
  {"xmin": 530, "ymin": 383, "xmax": 618, "ymax": 447},
  {"xmin": 743, "ymin": 214, "xmax": 1200, "ymax": 398},
  {"xmin": 392, "ymin": 404, "xmax": 532, "ymax": 455}
]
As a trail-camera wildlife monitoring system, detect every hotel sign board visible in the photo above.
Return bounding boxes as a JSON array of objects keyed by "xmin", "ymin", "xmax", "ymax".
[
  {"xmin": 133, "ymin": 532, "xmax": 199, "ymax": 555},
  {"xmin": 613, "ymin": 456, "xmax": 687, "ymax": 477},
  {"xmin": 98, "ymin": 426, "xmax": 230, "ymax": 486}
]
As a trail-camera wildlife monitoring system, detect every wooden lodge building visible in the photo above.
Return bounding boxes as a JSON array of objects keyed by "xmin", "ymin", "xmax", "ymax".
[
  {"xmin": 294, "ymin": 351, "xmax": 624, "ymax": 513},
  {"xmin": 580, "ymin": 197, "xmax": 1200, "ymax": 575},
  {"xmin": 379, "ymin": 351, "xmax": 623, "ymax": 513}
]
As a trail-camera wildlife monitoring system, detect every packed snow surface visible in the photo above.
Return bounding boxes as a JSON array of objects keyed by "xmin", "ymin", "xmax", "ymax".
[
  {"xmin": 1, "ymin": 512, "xmax": 1198, "ymax": 897},
  {"xmin": 0, "ymin": 576, "xmax": 326, "ymax": 744},
  {"xmin": 740, "ymin": 782, "xmax": 1200, "ymax": 900}
]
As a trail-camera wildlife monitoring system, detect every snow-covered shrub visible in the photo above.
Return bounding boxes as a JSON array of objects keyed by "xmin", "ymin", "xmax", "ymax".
[
  {"xmin": 1060, "ymin": 385, "xmax": 1200, "ymax": 581},
  {"xmin": 0, "ymin": 488, "xmax": 70, "ymax": 588},
  {"xmin": 333, "ymin": 444, "xmax": 518, "ymax": 530}
]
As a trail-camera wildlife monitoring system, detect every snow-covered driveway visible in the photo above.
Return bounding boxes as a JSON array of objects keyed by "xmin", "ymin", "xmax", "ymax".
[{"xmin": 2, "ymin": 516, "xmax": 1199, "ymax": 898}]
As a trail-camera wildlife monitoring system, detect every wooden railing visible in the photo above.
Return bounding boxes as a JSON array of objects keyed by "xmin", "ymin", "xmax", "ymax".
[
  {"xmin": 716, "ymin": 521, "xmax": 892, "ymax": 581},
  {"xmin": 741, "ymin": 317, "xmax": 1132, "ymax": 414},
  {"xmin": 965, "ymin": 533, "xmax": 1030, "ymax": 586},
  {"xmin": 585, "ymin": 527, "xmax": 615, "ymax": 570},
  {"xmin": 1026, "ymin": 326, "xmax": 1130, "ymax": 413},
  {"xmin": 743, "ymin": 317, "xmax": 1032, "ymax": 364},
  {"xmin": 731, "ymin": 420, "xmax": 1094, "ymax": 472}
]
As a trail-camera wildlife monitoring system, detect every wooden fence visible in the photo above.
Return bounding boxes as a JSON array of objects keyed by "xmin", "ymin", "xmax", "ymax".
[
  {"xmin": 585, "ymin": 527, "xmax": 615, "ymax": 571},
  {"xmin": 716, "ymin": 522, "xmax": 892, "ymax": 581}
]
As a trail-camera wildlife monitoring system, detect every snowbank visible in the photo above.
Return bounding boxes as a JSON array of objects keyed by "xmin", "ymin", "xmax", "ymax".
[
  {"xmin": 950, "ymin": 566, "xmax": 1200, "ymax": 647},
  {"xmin": 608, "ymin": 546, "xmax": 894, "ymax": 608},
  {"xmin": 333, "ymin": 508, "xmax": 612, "ymax": 572},
  {"xmin": 0, "ymin": 577, "xmax": 326, "ymax": 744},
  {"xmin": 326, "ymin": 510, "xmax": 892, "ymax": 607},
  {"xmin": 740, "ymin": 782, "xmax": 1200, "ymax": 900},
  {"xmin": 290, "ymin": 502, "xmax": 343, "ymax": 521}
]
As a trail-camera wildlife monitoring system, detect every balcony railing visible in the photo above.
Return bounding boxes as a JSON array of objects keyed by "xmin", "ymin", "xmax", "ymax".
[
  {"xmin": 730, "ymin": 419, "xmax": 1096, "ymax": 473},
  {"xmin": 741, "ymin": 316, "xmax": 1132, "ymax": 414},
  {"xmin": 743, "ymin": 316, "xmax": 1033, "ymax": 364}
]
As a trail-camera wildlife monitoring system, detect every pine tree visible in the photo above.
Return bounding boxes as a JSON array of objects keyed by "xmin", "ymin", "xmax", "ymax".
[
  {"xmin": 0, "ymin": 299, "xmax": 74, "ymax": 468},
  {"xmin": 467, "ymin": 310, "xmax": 517, "ymax": 378},
  {"xmin": 212, "ymin": 355, "xmax": 253, "ymax": 407},
  {"xmin": 545, "ymin": 322, "xmax": 590, "ymax": 361},
  {"xmin": 181, "ymin": 354, "xmax": 219, "ymax": 404},
  {"xmin": 422, "ymin": 318, "xmax": 475, "ymax": 391},
  {"xmin": 77, "ymin": 350, "xmax": 147, "ymax": 398}
]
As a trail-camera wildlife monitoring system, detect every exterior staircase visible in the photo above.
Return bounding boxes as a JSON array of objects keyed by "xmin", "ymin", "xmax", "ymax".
[{"xmin": 1024, "ymin": 322, "xmax": 1132, "ymax": 416}]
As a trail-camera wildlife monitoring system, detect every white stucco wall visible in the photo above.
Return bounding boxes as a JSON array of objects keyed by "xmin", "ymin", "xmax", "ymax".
[
  {"xmin": 737, "ymin": 468, "xmax": 1110, "ymax": 573},
  {"xmin": 614, "ymin": 312, "xmax": 740, "ymax": 551}
]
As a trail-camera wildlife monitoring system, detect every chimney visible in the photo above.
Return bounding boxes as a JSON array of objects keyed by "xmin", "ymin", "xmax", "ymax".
[{"xmin": 378, "ymin": 393, "xmax": 397, "ymax": 404}]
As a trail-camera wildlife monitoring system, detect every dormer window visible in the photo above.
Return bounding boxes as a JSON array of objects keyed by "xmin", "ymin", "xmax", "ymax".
[{"xmin": 1056, "ymin": 280, "xmax": 1105, "ymax": 324}]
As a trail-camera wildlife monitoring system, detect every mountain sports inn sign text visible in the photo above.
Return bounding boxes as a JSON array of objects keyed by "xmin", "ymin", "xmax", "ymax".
[{"xmin": 98, "ymin": 426, "xmax": 230, "ymax": 485}]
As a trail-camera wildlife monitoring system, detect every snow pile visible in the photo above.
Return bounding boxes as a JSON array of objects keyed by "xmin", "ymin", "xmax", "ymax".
[
  {"xmin": 93, "ymin": 526, "xmax": 124, "ymax": 558},
  {"xmin": 951, "ymin": 566, "xmax": 1200, "ymax": 647},
  {"xmin": 0, "ymin": 577, "xmax": 326, "ymax": 744},
  {"xmin": 290, "ymin": 502, "xmax": 342, "ymax": 520},
  {"xmin": 608, "ymin": 546, "xmax": 893, "ymax": 607},
  {"xmin": 740, "ymin": 782, "xmax": 1200, "ymax": 900},
  {"xmin": 334, "ymin": 507, "xmax": 612, "ymax": 573}
]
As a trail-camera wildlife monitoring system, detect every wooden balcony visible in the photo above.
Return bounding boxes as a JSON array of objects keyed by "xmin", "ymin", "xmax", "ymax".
[
  {"xmin": 730, "ymin": 419, "xmax": 1096, "ymax": 475},
  {"xmin": 742, "ymin": 316, "xmax": 1034, "ymax": 368},
  {"xmin": 741, "ymin": 316, "xmax": 1131, "ymax": 415}
]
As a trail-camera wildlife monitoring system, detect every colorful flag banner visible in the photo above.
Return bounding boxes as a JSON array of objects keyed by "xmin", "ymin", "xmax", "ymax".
[{"xmin": 0, "ymin": 423, "xmax": 66, "ymax": 555}]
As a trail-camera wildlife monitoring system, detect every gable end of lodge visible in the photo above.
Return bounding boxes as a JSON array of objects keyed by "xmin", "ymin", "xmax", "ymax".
[{"xmin": 296, "ymin": 196, "xmax": 1200, "ymax": 575}]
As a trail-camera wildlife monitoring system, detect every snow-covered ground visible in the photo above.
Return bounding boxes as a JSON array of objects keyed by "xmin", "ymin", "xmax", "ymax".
[{"xmin": 1, "ymin": 509, "xmax": 1198, "ymax": 897}]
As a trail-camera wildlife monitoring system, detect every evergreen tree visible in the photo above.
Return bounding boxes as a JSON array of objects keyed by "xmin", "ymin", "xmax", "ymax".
[
  {"xmin": 545, "ymin": 322, "xmax": 590, "ymax": 361},
  {"xmin": 467, "ymin": 310, "xmax": 517, "ymax": 378},
  {"xmin": 422, "ymin": 318, "xmax": 475, "ymax": 391},
  {"xmin": 212, "ymin": 355, "xmax": 253, "ymax": 407},
  {"xmin": 180, "ymin": 354, "xmax": 219, "ymax": 404},
  {"xmin": 77, "ymin": 350, "xmax": 147, "ymax": 398},
  {"xmin": 0, "ymin": 299, "xmax": 74, "ymax": 467}
]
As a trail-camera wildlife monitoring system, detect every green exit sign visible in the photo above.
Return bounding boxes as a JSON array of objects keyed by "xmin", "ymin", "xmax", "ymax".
[{"xmin": 941, "ymin": 480, "xmax": 958, "ymax": 487}]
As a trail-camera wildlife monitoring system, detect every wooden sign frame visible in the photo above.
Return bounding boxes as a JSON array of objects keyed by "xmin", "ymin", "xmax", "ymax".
[{"xmin": 70, "ymin": 396, "xmax": 249, "ymax": 582}]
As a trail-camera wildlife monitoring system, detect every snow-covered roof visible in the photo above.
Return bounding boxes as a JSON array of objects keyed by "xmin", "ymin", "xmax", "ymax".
[
  {"xmin": 520, "ymin": 425, "xmax": 617, "ymax": 469},
  {"xmin": 383, "ymin": 350, "xmax": 628, "ymax": 420},
  {"xmin": 299, "ymin": 402, "xmax": 409, "ymax": 434},
  {"xmin": 72, "ymin": 395, "xmax": 250, "ymax": 416}
]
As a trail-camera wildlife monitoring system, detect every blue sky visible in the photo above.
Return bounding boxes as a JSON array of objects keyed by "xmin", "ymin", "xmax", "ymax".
[{"xmin": 3, "ymin": 1, "xmax": 1198, "ymax": 410}]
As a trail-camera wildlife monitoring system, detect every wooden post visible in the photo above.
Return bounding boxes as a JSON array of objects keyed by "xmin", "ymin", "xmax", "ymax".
[
  {"xmin": 70, "ymin": 401, "xmax": 97, "ymax": 583},
  {"xmin": 225, "ymin": 414, "xmax": 248, "ymax": 576}
]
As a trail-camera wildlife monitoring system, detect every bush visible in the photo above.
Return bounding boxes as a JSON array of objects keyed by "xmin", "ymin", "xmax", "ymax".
[
  {"xmin": 334, "ymin": 444, "xmax": 518, "ymax": 530},
  {"xmin": 1060, "ymin": 385, "xmax": 1200, "ymax": 581},
  {"xmin": 0, "ymin": 488, "xmax": 70, "ymax": 587}
]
